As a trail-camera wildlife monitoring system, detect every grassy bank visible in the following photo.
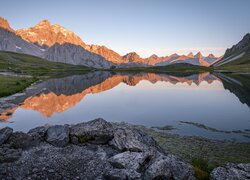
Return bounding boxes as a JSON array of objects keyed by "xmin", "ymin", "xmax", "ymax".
[
  {"xmin": 0, "ymin": 51, "xmax": 91, "ymax": 77},
  {"xmin": 214, "ymin": 53, "xmax": 250, "ymax": 73},
  {"xmin": 0, "ymin": 51, "xmax": 92, "ymax": 97},
  {"xmin": 0, "ymin": 76, "xmax": 38, "ymax": 97},
  {"xmin": 110, "ymin": 63, "xmax": 213, "ymax": 75}
]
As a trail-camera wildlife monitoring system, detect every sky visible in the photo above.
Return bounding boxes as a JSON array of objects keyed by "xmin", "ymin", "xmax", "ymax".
[{"xmin": 1, "ymin": 0, "xmax": 250, "ymax": 57}]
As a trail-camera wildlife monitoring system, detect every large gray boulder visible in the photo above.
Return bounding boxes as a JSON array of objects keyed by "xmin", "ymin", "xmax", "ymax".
[
  {"xmin": 0, "ymin": 127, "xmax": 13, "ymax": 145},
  {"xmin": 211, "ymin": 163, "xmax": 250, "ymax": 180},
  {"xmin": 109, "ymin": 127, "xmax": 160, "ymax": 152},
  {"xmin": 6, "ymin": 132, "xmax": 37, "ymax": 149},
  {"xmin": 28, "ymin": 126, "xmax": 47, "ymax": 142},
  {"xmin": 108, "ymin": 151, "xmax": 152, "ymax": 171},
  {"xmin": 145, "ymin": 154, "xmax": 195, "ymax": 180},
  {"xmin": 70, "ymin": 118, "xmax": 114, "ymax": 144},
  {"xmin": 46, "ymin": 125, "xmax": 69, "ymax": 147}
]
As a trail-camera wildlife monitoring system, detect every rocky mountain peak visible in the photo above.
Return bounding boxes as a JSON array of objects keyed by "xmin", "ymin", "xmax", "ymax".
[
  {"xmin": 207, "ymin": 53, "xmax": 215, "ymax": 58},
  {"xmin": 0, "ymin": 17, "xmax": 14, "ymax": 32},
  {"xmin": 194, "ymin": 52, "xmax": 203, "ymax": 58},
  {"xmin": 16, "ymin": 20, "xmax": 86, "ymax": 48},
  {"xmin": 187, "ymin": 52, "xmax": 194, "ymax": 58},
  {"xmin": 123, "ymin": 52, "xmax": 144, "ymax": 63},
  {"xmin": 224, "ymin": 32, "xmax": 250, "ymax": 57},
  {"xmin": 149, "ymin": 54, "xmax": 159, "ymax": 59},
  {"xmin": 35, "ymin": 19, "xmax": 51, "ymax": 27}
]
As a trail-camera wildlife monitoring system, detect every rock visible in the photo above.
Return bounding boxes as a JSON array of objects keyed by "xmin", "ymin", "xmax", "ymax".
[
  {"xmin": 46, "ymin": 125, "xmax": 69, "ymax": 147},
  {"xmin": 0, "ymin": 144, "xmax": 21, "ymax": 163},
  {"xmin": 70, "ymin": 118, "xmax": 114, "ymax": 144},
  {"xmin": 28, "ymin": 126, "xmax": 47, "ymax": 142},
  {"xmin": 0, "ymin": 143, "xmax": 112, "ymax": 179},
  {"xmin": 6, "ymin": 132, "xmax": 37, "ymax": 149},
  {"xmin": 211, "ymin": 163, "xmax": 250, "ymax": 180},
  {"xmin": 109, "ymin": 128, "xmax": 160, "ymax": 152},
  {"xmin": 0, "ymin": 119, "xmax": 196, "ymax": 180},
  {"xmin": 145, "ymin": 154, "xmax": 195, "ymax": 180},
  {"xmin": 108, "ymin": 151, "xmax": 152, "ymax": 171},
  {"xmin": 103, "ymin": 168, "xmax": 141, "ymax": 180},
  {"xmin": 0, "ymin": 127, "xmax": 13, "ymax": 145}
]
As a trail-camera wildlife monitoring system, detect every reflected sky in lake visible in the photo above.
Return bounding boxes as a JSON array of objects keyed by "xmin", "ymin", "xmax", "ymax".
[{"xmin": 0, "ymin": 72, "xmax": 249, "ymax": 142}]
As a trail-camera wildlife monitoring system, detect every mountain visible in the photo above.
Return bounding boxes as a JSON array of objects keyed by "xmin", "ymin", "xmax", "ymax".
[
  {"xmin": 0, "ymin": 18, "xmax": 113, "ymax": 68},
  {"xmin": 85, "ymin": 45, "xmax": 122, "ymax": 64},
  {"xmin": 16, "ymin": 20, "xmax": 86, "ymax": 48},
  {"xmin": 156, "ymin": 52, "xmax": 212, "ymax": 67},
  {"xmin": 0, "ymin": 28, "xmax": 42, "ymax": 57},
  {"xmin": 44, "ymin": 43, "xmax": 114, "ymax": 68},
  {"xmin": 0, "ymin": 17, "xmax": 14, "ymax": 32},
  {"xmin": 0, "ymin": 17, "xmax": 220, "ymax": 67},
  {"xmin": 122, "ymin": 52, "xmax": 144, "ymax": 63},
  {"xmin": 214, "ymin": 33, "xmax": 250, "ymax": 66}
]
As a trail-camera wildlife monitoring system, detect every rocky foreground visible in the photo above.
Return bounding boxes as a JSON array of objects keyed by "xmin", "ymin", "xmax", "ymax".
[{"xmin": 0, "ymin": 118, "xmax": 249, "ymax": 179}]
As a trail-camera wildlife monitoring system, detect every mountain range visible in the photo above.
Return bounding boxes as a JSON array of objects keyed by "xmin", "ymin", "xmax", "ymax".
[{"xmin": 0, "ymin": 17, "xmax": 221, "ymax": 68}]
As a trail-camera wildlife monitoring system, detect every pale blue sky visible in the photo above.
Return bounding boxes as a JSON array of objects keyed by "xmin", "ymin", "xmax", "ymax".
[{"xmin": 1, "ymin": 0, "xmax": 250, "ymax": 57}]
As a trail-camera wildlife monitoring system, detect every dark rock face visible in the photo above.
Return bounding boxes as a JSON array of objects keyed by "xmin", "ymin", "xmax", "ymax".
[
  {"xmin": 70, "ymin": 118, "xmax": 114, "ymax": 145},
  {"xmin": 0, "ymin": 127, "xmax": 13, "ymax": 145},
  {"xmin": 46, "ymin": 125, "xmax": 69, "ymax": 147},
  {"xmin": 6, "ymin": 132, "xmax": 38, "ymax": 149},
  {"xmin": 211, "ymin": 163, "xmax": 250, "ymax": 180},
  {"xmin": 28, "ymin": 126, "xmax": 47, "ymax": 142},
  {"xmin": 0, "ymin": 119, "xmax": 195, "ymax": 179}
]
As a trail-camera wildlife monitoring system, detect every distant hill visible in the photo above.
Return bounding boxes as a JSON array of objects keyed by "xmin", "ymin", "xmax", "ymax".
[{"xmin": 214, "ymin": 33, "xmax": 250, "ymax": 67}]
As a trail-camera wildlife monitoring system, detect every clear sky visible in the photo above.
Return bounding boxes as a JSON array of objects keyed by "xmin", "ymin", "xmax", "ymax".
[{"xmin": 1, "ymin": 0, "xmax": 250, "ymax": 57}]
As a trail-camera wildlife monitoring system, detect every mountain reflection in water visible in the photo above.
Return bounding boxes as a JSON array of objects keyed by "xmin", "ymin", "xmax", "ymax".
[{"xmin": 0, "ymin": 71, "xmax": 249, "ymax": 142}]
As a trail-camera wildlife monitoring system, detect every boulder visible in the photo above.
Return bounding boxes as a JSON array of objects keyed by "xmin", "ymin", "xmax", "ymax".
[
  {"xmin": 6, "ymin": 132, "xmax": 37, "ymax": 149},
  {"xmin": 46, "ymin": 125, "xmax": 69, "ymax": 147},
  {"xmin": 145, "ymin": 154, "xmax": 195, "ymax": 180},
  {"xmin": 70, "ymin": 118, "xmax": 114, "ymax": 144},
  {"xmin": 0, "ymin": 127, "xmax": 13, "ymax": 145},
  {"xmin": 109, "ymin": 128, "xmax": 160, "ymax": 152},
  {"xmin": 28, "ymin": 126, "xmax": 47, "ymax": 142},
  {"xmin": 211, "ymin": 163, "xmax": 250, "ymax": 180},
  {"xmin": 108, "ymin": 151, "xmax": 152, "ymax": 171}
]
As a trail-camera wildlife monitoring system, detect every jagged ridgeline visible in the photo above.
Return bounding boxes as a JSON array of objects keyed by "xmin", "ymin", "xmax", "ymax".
[
  {"xmin": 214, "ymin": 33, "xmax": 250, "ymax": 67},
  {"xmin": 0, "ymin": 17, "xmax": 219, "ymax": 68}
]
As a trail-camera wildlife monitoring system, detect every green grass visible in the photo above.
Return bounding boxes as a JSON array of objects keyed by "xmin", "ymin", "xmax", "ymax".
[
  {"xmin": 0, "ymin": 51, "xmax": 92, "ymax": 77},
  {"xmin": 0, "ymin": 76, "xmax": 38, "ymax": 97},
  {"xmin": 110, "ymin": 63, "xmax": 213, "ymax": 75},
  {"xmin": 214, "ymin": 52, "xmax": 250, "ymax": 73}
]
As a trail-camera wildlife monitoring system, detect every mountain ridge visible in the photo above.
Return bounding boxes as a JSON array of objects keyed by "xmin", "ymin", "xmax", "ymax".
[
  {"xmin": 214, "ymin": 33, "xmax": 250, "ymax": 67},
  {"xmin": 0, "ymin": 17, "xmax": 220, "ymax": 68}
]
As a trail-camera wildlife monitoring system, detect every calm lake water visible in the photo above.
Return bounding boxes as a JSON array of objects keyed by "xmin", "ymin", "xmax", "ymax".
[{"xmin": 0, "ymin": 71, "xmax": 250, "ymax": 142}]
